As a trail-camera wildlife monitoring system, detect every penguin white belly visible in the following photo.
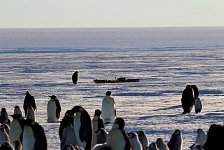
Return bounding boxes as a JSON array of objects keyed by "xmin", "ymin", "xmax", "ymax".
[
  {"xmin": 73, "ymin": 115, "xmax": 86, "ymax": 149},
  {"xmin": 107, "ymin": 129, "xmax": 125, "ymax": 150},
  {"xmin": 23, "ymin": 126, "xmax": 35, "ymax": 150},
  {"xmin": 47, "ymin": 100, "xmax": 57, "ymax": 122},
  {"xmin": 9, "ymin": 119, "xmax": 22, "ymax": 142},
  {"xmin": 102, "ymin": 102, "xmax": 115, "ymax": 123},
  {"xmin": 130, "ymin": 137, "xmax": 142, "ymax": 150}
]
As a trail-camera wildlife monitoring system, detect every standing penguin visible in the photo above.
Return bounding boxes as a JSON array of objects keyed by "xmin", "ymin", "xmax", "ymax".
[
  {"xmin": 167, "ymin": 129, "xmax": 182, "ymax": 150},
  {"xmin": 156, "ymin": 138, "xmax": 169, "ymax": 150},
  {"xmin": 72, "ymin": 71, "xmax": 78, "ymax": 84},
  {"xmin": 61, "ymin": 122, "xmax": 77, "ymax": 150},
  {"xmin": 0, "ymin": 126, "xmax": 10, "ymax": 145},
  {"xmin": 9, "ymin": 106, "xmax": 24, "ymax": 150},
  {"xmin": 23, "ymin": 91, "xmax": 37, "ymax": 116},
  {"xmin": 47, "ymin": 95, "xmax": 61, "ymax": 123},
  {"xmin": 0, "ymin": 108, "xmax": 11, "ymax": 126},
  {"xmin": 181, "ymin": 85, "xmax": 195, "ymax": 114},
  {"xmin": 101, "ymin": 91, "xmax": 116, "ymax": 124},
  {"xmin": 203, "ymin": 124, "xmax": 224, "ymax": 150},
  {"xmin": 194, "ymin": 98, "xmax": 202, "ymax": 113},
  {"xmin": 92, "ymin": 109, "xmax": 105, "ymax": 147},
  {"xmin": 148, "ymin": 142, "xmax": 159, "ymax": 150},
  {"xmin": 106, "ymin": 117, "xmax": 132, "ymax": 150},
  {"xmin": 136, "ymin": 131, "xmax": 148, "ymax": 150},
  {"xmin": 21, "ymin": 106, "xmax": 47, "ymax": 150},
  {"xmin": 190, "ymin": 128, "xmax": 207, "ymax": 149},
  {"xmin": 128, "ymin": 132, "xmax": 142, "ymax": 150},
  {"xmin": 67, "ymin": 106, "xmax": 92, "ymax": 150}
]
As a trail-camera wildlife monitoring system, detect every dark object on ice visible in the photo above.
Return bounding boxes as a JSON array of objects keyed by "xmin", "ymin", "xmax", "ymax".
[
  {"xmin": 0, "ymin": 108, "xmax": 11, "ymax": 126},
  {"xmin": 181, "ymin": 85, "xmax": 199, "ymax": 114},
  {"xmin": 203, "ymin": 124, "xmax": 224, "ymax": 150},
  {"xmin": 72, "ymin": 71, "xmax": 78, "ymax": 84},
  {"xmin": 94, "ymin": 77, "xmax": 140, "ymax": 83},
  {"xmin": 167, "ymin": 129, "xmax": 182, "ymax": 150},
  {"xmin": 23, "ymin": 91, "xmax": 37, "ymax": 116},
  {"xmin": 195, "ymin": 97, "xmax": 202, "ymax": 113}
]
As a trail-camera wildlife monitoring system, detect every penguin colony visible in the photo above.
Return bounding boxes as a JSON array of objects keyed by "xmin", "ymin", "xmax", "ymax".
[{"xmin": 0, "ymin": 85, "xmax": 223, "ymax": 150}]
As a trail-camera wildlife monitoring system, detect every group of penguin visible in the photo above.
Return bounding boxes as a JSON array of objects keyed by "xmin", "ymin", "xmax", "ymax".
[
  {"xmin": 181, "ymin": 85, "xmax": 202, "ymax": 114},
  {"xmin": 0, "ymin": 85, "xmax": 223, "ymax": 150}
]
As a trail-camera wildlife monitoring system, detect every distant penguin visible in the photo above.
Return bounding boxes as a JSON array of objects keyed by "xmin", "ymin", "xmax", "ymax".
[
  {"xmin": 181, "ymin": 85, "xmax": 195, "ymax": 114},
  {"xmin": 96, "ymin": 128, "xmax": 107, "ymax": 144},
  {"xmin": 72, "ymin": 71, "xmax": 78, "ymax": 84},
  {"xmin": 9, "ymin": 106, "xmax": 24, "ymax": 150},
  {"xmin": 194, "ymin": 98, "xmax": 202, "ymax": 113},
  {"xmin": 128, "ymin": 132, "xmax": 142, "ymax": 150},
  {"xmin": 67, "ymin": 106, "xmax": 92, "ymax": 150},
  {"xmin": 0, "ymin": 108, "xmax": 11, "ymax": 126},
  {"xmin": 61, "ymin": 122, "xmax": 77, "ymax": 150},
  {"xmin": 21, "ymin": 106, "xmax": 47, "ymax": 150},
  {"xmin": 156, "ymin": 138, "xmax": 169, "ymax": 150},
  {"xmin": 136, "ymin": 131, "xmax": 148, "ymax": 150},
  {"xmin": 23, "ymin": 91, "xmax": 37, "ymax": 116},
  {"xmin": 101, "ymin": 91, "xmax": 116, "ymax": 124},
  {"xmin": 0, "ymin": 141, "xmax": 14, "ymax": 150},
  {"xmin": 47, "ymin": 95, "xmax": 61, "ymax": 123},
  {"xmin": 106, "ymin": 117, "xmax": 132, "ymax": 150},
  {"xmin": 167, "ymin": 129, "xmax": 182, "ymax": 150},
  {"xmin": 203, "ymin": 124, "xmax": 224, "ymax": 150},
  {"xmin": 148, "ymin": 142, "xmax": 159, "ymax": 150},
  {"xmin": 92, "ymin": 109, "xmax": 105, "ymax": 147}
]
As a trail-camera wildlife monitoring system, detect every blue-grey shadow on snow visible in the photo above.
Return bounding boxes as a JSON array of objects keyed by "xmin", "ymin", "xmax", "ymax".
[{"xmin": 153, "ymin": 105, "xmax": 182, "ymax": 111}]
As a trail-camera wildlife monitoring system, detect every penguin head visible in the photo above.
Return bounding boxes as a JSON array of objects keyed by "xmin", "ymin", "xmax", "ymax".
[
  {"xmin": 148, "ymin": 142, "xmax": 158, "ymax": 150},
  {"xmin": 1, "ymin": 108, "xmax": 6, "ymax": 113},
  {"xmin": 71, "ymin": 105, "xmax": 83, "ymax": 113},
  {"xmin": 136, "ymin": 130, "xmax": 144, "ymax": 136},
  {"xmin": 128, "ymin": 132, "xmax": 137, "ymax": 139},
  {"xmin": 94, "ymin": 109, "xmax": 101, "ymax": 117},
  {"xmin": 49, "ymin": 95, "xmax": 57, "ymax": 100},
  {"xmin": 65, "ymin": 110, "xmax": 74, "ymax": 117},
  {"xmin": 156, "ymin": 138, "xmax": 164, "ymax": 145},
  {"xmin": 96, "ymin": 128, "xmax": 107, "ymax": 135},
  {"xmin": 114, "ymin": 117, "xmax": 125, "ymax": 129},
  {"xmin": 173, "ymin": 129, "xmax": 181, "ymax": 136}
]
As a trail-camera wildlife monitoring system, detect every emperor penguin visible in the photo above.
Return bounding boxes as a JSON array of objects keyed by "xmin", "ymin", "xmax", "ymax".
[
  {"xmin": 167, "ymin": 129, "xmax": 182, "ymax": 150},
  {"xmin": 92, "ymin": 109, "xmax": 105, "ymax": 147},
  {"xmin": 0, "ymin": 141, "xmax": 14, "ymax": 150},
  {"xmin": 136, "ymin": 131, "xmax": 148, "ymax": 150},
  {"xmin": 21, "ymin": 106, "xmax": 47, "ymax": 150},
  {"xmin": 67, "ymin": 106, "xmax": 92, "ymax": 150},
  {"xmin": 194, "ymin": 98, "xmax": 202, "ymax": 113},
  {"xmin": 61, "ymin": 122, "xmax": 77, "ymax": 150},
  {"xmin": 155, "ymin": 138, "xmax": 169, "ymax": 150},
  {"xmin": 128, "ymin": 132, "xmax": 142, "ymax": 150},
  {"xmin": 72, "ymin": 71, "xmax": 78, "ymax": 84},
  {"xmin": 9, "ymin": 106, "xmax": 24, "ymax": 150},
  {"xmin": 0, "ymin": 108, "xmax": 11, "ymax": 126},
  {"xmin": 47, "ymin": 95, "xmax": 61, "ymax": 123},
  {"xmin": 194, "ymin": 128, "xmax": 207, "ymax": 147},
  {"xmin": 106, "ymin": 117, "xmax": 132, "ymax": 150},
  {"xmin": 148, "ymin": 142, "xmax": 159, "ymax": 150},
  {"xmin": 59, "ymin": 110, "xmax": 74, "ymax": 140},
  {"xmin": 203, "ymin": 124, "xmax": 224, "ymax": 150},
  {"xmin": 181, "ymin": 85, "xmax": 195, "ymax": 114},
  {"xmin": 96, "ymin": 128, "xmax": 107, "ymax": 144},
  {"xmin": 101, "ymin": 91, "xmax": 116, "ymax": 124}
]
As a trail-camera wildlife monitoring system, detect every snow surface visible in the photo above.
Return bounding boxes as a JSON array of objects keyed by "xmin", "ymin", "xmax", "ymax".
[{"xmin": 0, "ymin": 49, "xmax": 224, "ymax": 150}]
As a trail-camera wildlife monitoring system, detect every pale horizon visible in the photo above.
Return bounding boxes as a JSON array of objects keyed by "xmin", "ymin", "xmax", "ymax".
[{"xmin": 1, "ymin": 0, "xmax": 224, "ymax": 28}]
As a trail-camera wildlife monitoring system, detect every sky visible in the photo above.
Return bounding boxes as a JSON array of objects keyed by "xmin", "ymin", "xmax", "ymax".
[{"xmin": 0, "ymin": 0, "xmax": 224, "ymax": 28}]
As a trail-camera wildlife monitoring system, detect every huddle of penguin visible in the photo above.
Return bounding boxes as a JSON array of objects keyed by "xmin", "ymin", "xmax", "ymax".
[
  {"xmin": 181, "ymin": 85, "xmax": 202, "ymax": 114},
  {"xmin": 0, "ymin": 105, "xmax": 47, "ymax": 150}
]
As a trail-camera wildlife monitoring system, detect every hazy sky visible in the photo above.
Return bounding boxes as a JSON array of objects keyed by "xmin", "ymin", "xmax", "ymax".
[{"xmin": 0, "ymin": 0, "xmax": 224, "ymax": 28}]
